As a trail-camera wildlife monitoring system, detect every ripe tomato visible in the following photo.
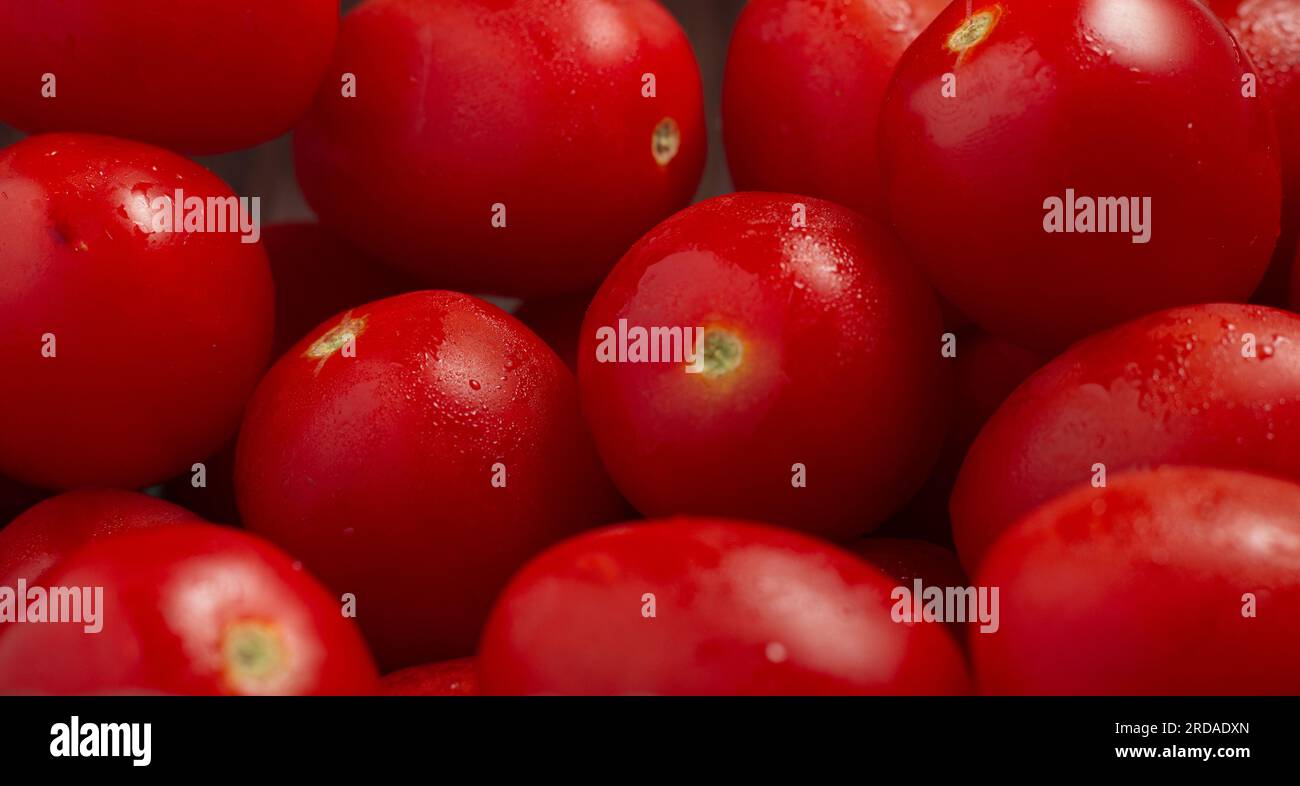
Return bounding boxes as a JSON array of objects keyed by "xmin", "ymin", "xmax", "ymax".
[
  {"xmin": 723, "ymin": 0, "xmax": 948, "ymax": 217},
  {"xmin": 1208, "ymin": 0, "xmax": 1300, "ymax": 305},
  {"xmin": 261, "ymin": 223, "xmax": 421, "ymax": 360},
  {"xmin": 380, "ymin": 658, "xmax": 478, "ymax": 696},
  {"xmin": 294, "ymin": 0, "xmax": 706, "ymax": 297},
  {"xmin": 0, "ymin": 523, "xmax": 379, "ymax": 695},
  {"xmin": 0, "ymin": 490, "xmax": 200, "ymax": 591},
  {"xmin": 579, "ymin": 193, "xmax": 949, "ymax": 540},
  {"xmin": 879, "ymin": 330, "xmax": 1047, "ymax": 545},
  {"xmin": 236, "ymin": 291, "xmax": 625, "ymax": 669},
  {"xmin": 0, "ymin": 1, "xmax": 337, "ymax": 154},
  {"xmin": 952, "ymin": 304, "xmax": 1300, "ymax": 571},
  {"xmin": 879, "ymin": 0, "xmax": 1281, "ymax": 348},
  {"xmin": 972, "ymin": 467, "xmax": 1300, "ymax": 695},
  {"xmin": 0, "ymin": 133, "xmax": 274, "ymax": 490},
  {"xmin": 478, "ymin": 518, "xmax": 971, "ymax": 695},
  {"xmin": 513, "ymin": 293, "xmax": 593, "ymax": 373}
]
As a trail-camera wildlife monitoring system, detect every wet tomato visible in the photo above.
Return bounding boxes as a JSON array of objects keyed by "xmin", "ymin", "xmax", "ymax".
[
  {"xmin": 723, "ymin": 0, "xmax": 948, "ymax": 217},
  {"xmin": 0, "ymin": 1, "xmax": 338, "ymax": 154},
  {"xmin": 879, "ymin": 0, "xmax": 1281, "ymax": 348},
  {"xmin": 379, "ymin": 658, "xmax": 478, "ymax": 696},
  {"xmin": 236, "ymin": 291, "xmax": 625, "ymax": 670},
  {"xmin": 478, "ymin": 518, "xmax": 971, "ymax": 695},
  {"xmin": 952, "ymin": 304, "xmax": 1300, "ymax": 571},
  {"xmin": 579, "ymin": 193, "xmax": 949, "ymax": 540},
  {"xmin": 0, "ymin": 490, "xmax": 200, "ymax": 591},
  {"xmin": 1208, "ymin": 0, "xmax": 1300, "ymax": 304},
  {"xmin": 972, "ymin": 467, "xmax": 1300, "ymax": 695},
  {"xmin": 294, "ymin": 0, "xmax": 706, "ymax": 297},
  {"xmin": 0, "ymin": 133, "xmax": 274, "ymax": 490},
  {"xmin": 0, "ymin": 523, "xmax": 378, "ymax": 695}
]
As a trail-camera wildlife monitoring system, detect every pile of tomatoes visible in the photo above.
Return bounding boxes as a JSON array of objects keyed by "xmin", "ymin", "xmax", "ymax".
[{"xmin": 1, "ymin": 0, "xmax": 1299, "ymax": 696}]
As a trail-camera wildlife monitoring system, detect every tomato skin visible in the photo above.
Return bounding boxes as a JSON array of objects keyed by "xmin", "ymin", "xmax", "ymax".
[
  {"xmin": 972, "ymin": 467, "xmax": 1300, "ymax": 695},
  {"xmin": 722, "ymin": 0, "xmax": 948, "ymax": 217},
  {"xmin": 236, "ymin": 291, "xmax": 625, "ymax": 669},
  {"xmin": 879, "ymin": 0, "xmax": 1281, "ymax": 348},
  {"xmin": 0, "ymin": 490, "xmax": 200, "ymax": 591},
  {"xmin": 578, "ymin": 193, "xmax": 949, "ymax": 541},
  {"xmin": 294, "ymin": 0, "xmax": 706, "ymax": 297},
  {"xmin": 952, "ymin": 304, "xmax": 1300, "ymax": 571},
  {"xmin": 0, "ymin": 523, "xmax": 379, "ymax": 695},
  {"xmin": 0, "ymin": 1, "xmax": 337, "ymax": 154},
  {"xmin": 380, "ymin": 658, "xmax": 478, "ymax": 696},
  {"xmin": 1208, "ymin": 0, "xmax": 1300, "ymax": 305},
  {"xmin": 0, "ymin": 133, "xmax": 275, "ymax": 491},
  {"xmin": 478, "ymin": 518, "xmax": 971, "ymax": 696}
]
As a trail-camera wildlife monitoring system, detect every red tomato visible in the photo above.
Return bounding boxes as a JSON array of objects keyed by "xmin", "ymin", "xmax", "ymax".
[
  {"xmin": 972, "ymin": 467, "xmax": 1300, "ymax": 695},
  {"xmin": 879, "ymin": 0, "xmax": 1281, "ymax": 348},
  {"xmin": 294, "ymin": 0, "xmax": 706, "ymax": 297},
  {"xmin": 953, "ymin": 304, "xmax": 1300, "ymax": 571},
  {"xmin": 0, "ymin": 1, "xmax": 337, "ymax": 154},
  {"xmin": 0, "ymin": 133, "xmax": 274, "ymax": 490},
  {"xmin": 236, "ymin": 291, "xmax": 625, "ymax": 669},
  {"xmin": 579, "ymin": 193, "xmax": 949, "ymax": 540},
  {"xmin": 0, "ymin": 476, "xmax": 47, "ymax": 529},
  {"xmin": 0, "ymin": 523, "xmax": 378, "ymax": 695},
  {"xmin": 1208, "ymin": 0, "xmax": 1300, "ymax": 305},
  {"xmin": 0, "ymin": 490, "xmax": 200, "ymax": 591},
  {"xmin": 478, "ymin": 518, "xmax": 971, "ymax": 695},
  {"xmin": 879, "ymin": 330, "xmax": 1048, "ymax": 545},
  {"xmin": 723, "ymin": 0, "xmax": 948, "ymax": 217},
  {"xmin": 513, "ymin": 293, "xmax": 593, "ymax": 373},
  {"xmin": 380, "ymin": 658, "xmax": 478, "ymax": 696}
]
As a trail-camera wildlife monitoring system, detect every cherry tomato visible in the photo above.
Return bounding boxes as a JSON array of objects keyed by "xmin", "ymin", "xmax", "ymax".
[
  {"xmin": 236, "ymin": 291, "xmax": 625, "ymax": 669},
  {"xmin": 0, "ymin": 489, "xmax": 200, "ymax": 591},
  {"xmin": 879, "ymin": 0, "xmax": 1281, "ymax": 348},
  {"xmin": 972, "ymin": 467, "xmax": 1300, "ymax": 695},
  {"xmin": 513, "ymin": 293, "xmax": 593, "ymax": 373},
  {"xmin": 0, "ymin": 523, "xmax": 379, "ymax": 695},
  {"xmin": 0, "ymin": 1, "xmax": 337, "ymax": 154},
  {"xmin": 294, "ymin": 0, "xmax": 706, "ymax": 297},
  {"xmin": 953, "ymin": 304, "xmax": 1300, "ymax": 571},
  {"xmin": 1208, "ymin": 0, "xmax": 1300, "ymax": 305},
  {"xmin": 0, "ymin": 133, "xmax": 274, "ymax": 490},
  {"xmin": 478, "ymin": 518, "xmax": 971, "ymax": 695},
  {"xmin": 579, "ymin": 193, "xmax": 949, "ymax": 540},
  {"xmin": 879, "ymin": 330, "xmax": 1047, "ymax": 545},
  {"xmin": 380, "ymin": 658, "xmax": 478, "ymax": 696},
  {"xmin": 723, "ymin": 0, "xmax": 948, "ymax": 217}
]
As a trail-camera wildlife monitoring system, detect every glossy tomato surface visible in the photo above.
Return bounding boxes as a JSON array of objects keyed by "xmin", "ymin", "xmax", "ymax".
[
  {"xmin": 879, "ymin": 0, "xmax": 1281, "ymax": 348},
  {"xmin": 952, "ymin": 304, "xmax": 1300, "ymax": 571},
  {"xmin": 0, "ymin": 1, "xmax": 338, "ymax": 153},
  {"xmin": 1209, "ymin": 0, "xmax": 1300, "ymax": 304},
  {"xmin": 579, "ymin": 193, "xmax": 949, "ymax": 540},
  {"xmin": 380, "ymin": 658, "xmax": 478, "ymax": 696},
  {"xmin": 0, "ymin": 133, "xmax": 275, "ymax": 490},
  {"xmin": 294, "ymin": 0, "xmax": 706, "ymax": 297},
  {"xmin": 973, "ymin": 467, "xmax": 1300, "ymax": 695},
  {"xmin": 236, "ymin": 291, "xmax": 625, "ymax": 669},
  {"xmin": 0, "ymin": 523, "xmax": 378, "ymax": 695},
  {"xmin": 478, "ymin": 518, "xmax": 971, "ymax": 695},
  {"xmin": 723, "ymin": 0, "xmax": 948, "ymax": 217},
  {"xmin": 0, "ymin": 489, "xmax": 200, "ymax": 590}
]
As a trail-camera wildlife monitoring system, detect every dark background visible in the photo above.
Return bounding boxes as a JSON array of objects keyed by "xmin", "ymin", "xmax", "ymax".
[{"xmin": 0, "ymin": 0, "xmax": 750, "ymax": 221}]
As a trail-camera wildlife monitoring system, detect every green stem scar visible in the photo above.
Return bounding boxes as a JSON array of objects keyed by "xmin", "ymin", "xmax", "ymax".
[
  {"xmin": 946, "ymin": 7, "xmax": 1002, "ymax": 54},
  {"xmin": 223, "ymin": 620, "xmax": 288, "ymax": 690},
  {"xmin": 701, "ymin": 328, "xmax": 743, "ymax": 377},
  {"xmin": 652, "ymin": 117, "xmax": 681, "ymax": 167}
]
